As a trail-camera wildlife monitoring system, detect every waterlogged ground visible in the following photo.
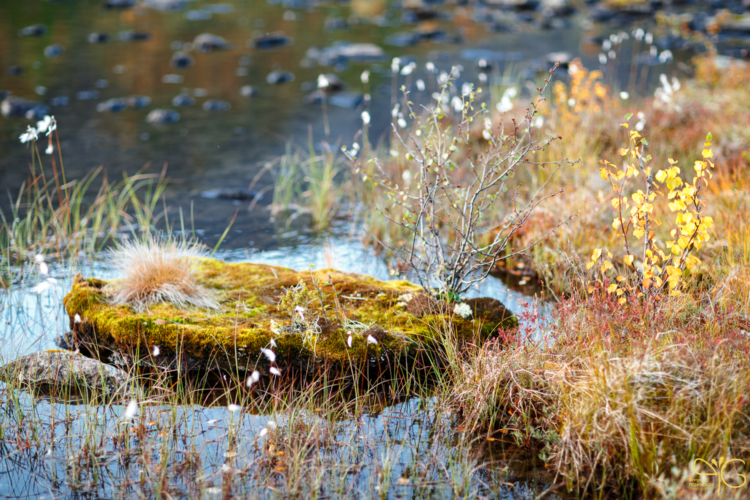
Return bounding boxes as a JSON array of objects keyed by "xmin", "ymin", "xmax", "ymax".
[{"xmin": 0, "ymin": 239, "xmax": 561, "ymax": 499}]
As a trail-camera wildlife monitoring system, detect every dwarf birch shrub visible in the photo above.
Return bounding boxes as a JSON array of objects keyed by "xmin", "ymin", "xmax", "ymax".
[
  {"xmin": 350, "ymin": 67, "xmax": 572, "ymax": 298},
  {"xmin": 589, "ymin": 117, "xmax": 715, "ymax": 302}
]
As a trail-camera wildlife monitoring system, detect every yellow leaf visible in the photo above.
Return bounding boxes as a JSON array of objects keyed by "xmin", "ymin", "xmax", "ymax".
[
  {"xmin": 591, "ymin": 248, "xmax": 602, "ymax": 261},
  {"xmin": 616, "ymin": 275, "xmax": 626, "ymax": 282},
  {"xmin": 611, "ymin": 198, "xmax": 620, "ymax": 209},
  {"xmin": 623, "ymin": 255, "xmax": 634, "ymax": 266},
  {"xmin": 587, "ymin": 286, "xmax": 595, "ymax": 294},
  {"xmin": 655, "ymin": 170, "xmax": 667, "ymax": 183},
  {"xmin": 607, "ymin": 284, "xmax": 618, "ymax": 293},
  {"xmin": 702, "ymin": 148, "xmax": 713, "ymax": 159},
  {"xmin": 621, "ymin": 122, "xmax": 629, "ymax": 128}
]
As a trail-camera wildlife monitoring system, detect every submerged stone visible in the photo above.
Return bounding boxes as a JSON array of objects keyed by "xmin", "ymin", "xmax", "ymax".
[
  {"xmin": 251, "ymin": 32, "xmax": 292, "ymax": 49},
  {"xmin": 1, "ymin": 96, "xmax": 50, "ymax": 118},
  {"xmin": 63, "ymin": 262, "xmax": 516, "ymax": 377},
  {"xmin": 118, "ymin": 31, "xmax": 151, "ymax": 42},
  {"xmin": 146, "ymin": 109, "xmax": 180, "ymax": 124},
  {"xmin": 88, "ymin": 32, "xmax": 110, "ymax": 43},
  {"xmin": 19, "ymin": 24, "xmax": 48, "ymax": 37},
  {"xmin": 266, "ymin": 70, "xmax": 295, "ymax": 84},
  {"xmin": 193, "ymin": 33, "xmax": 232, "ymax": 52}
]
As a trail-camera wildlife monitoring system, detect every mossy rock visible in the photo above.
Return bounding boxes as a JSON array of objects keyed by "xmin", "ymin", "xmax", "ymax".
[{"xmin": 63, "ymin": 259, "xmax": 517, "ymax": 377}]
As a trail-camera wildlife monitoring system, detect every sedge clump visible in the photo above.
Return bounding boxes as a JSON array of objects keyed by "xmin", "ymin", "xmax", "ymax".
[{"xmin": 104, "ymin": 236, "xmax": 219, "ymax": 312}]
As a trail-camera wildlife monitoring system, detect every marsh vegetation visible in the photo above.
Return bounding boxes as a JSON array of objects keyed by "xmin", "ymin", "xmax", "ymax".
[{"xmin": 2, "ymin": 0, "xmax": 750, "ymax": 499}]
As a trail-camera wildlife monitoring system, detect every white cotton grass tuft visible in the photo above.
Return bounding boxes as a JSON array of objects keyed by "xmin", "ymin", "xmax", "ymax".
[
  {"xmin": 260, "ymin": 348, "xmax": 276, "ymax": 363},
  {"xmin": 246, "ymin": 370, "xmax": 260, "ymax": 387},
  {"xmin": 104, "ymin": 235, "xmax": 219, "ymax": 313},
  {"xmin": 123, "ymin": 399, "xmax": 138, "ymax": 420}
]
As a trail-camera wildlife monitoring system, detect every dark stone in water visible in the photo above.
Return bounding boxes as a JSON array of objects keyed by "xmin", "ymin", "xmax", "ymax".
[
  {"xmin": 308, "ymin": 42, "xmax": 387, "ymax": 66},
  {"xmin": 146, "ymin": 109, "xmax": 180, "ymax": 124},
  {"xmin": 88, "ymin": 32, "xmax": 110, "ymax": 43},
  {"xmin": 193, "ymin": 33, "xmax": 232, "ymax": 52},
  {"xmin": 19, "ymin": 24, "xmax": 48, "ymax": 37},
  {"xmin": 103, "ymin": 0, "xmax": 136, "ymax": 8},
  {"xmin": 385, "ymin": 32, "xmax": 421, "ymax": 47},
  {"xmin": 266, "ymin": 70, "xmax": 295, "ymax": 84},
  {"xmin": 329, "ymin": 92, "xmax": 365, "ymax": 109},
  {"xmin": 44, "ymin": 44, "xmax": 64, "ymax": 58},
  {"xmin": 1, "ymin": 96, "xmax": 50, "ymax": 119},
  {"xmin": 546, "ymin": 51, "xmax": 573, "ymax": 68},
  {"xmin": 202, "ymin": 99, "xmax": 231, "ymax": 111},
  {"xmin": 0, "ymin": 91, "xmax": 10, "ymax": 100},
  {"xmin": 200, "ymin": 188, "xmax": 262, "ymax": 201},
  {"xmin": 0, "ymin": 350, "xmax": 133, "ymax": 401},
  {"xmin": 240, "ymin": 85, "xmax": 260, "ymax": 97},
  {"xmin": 144, "ymin": 0, "xmax": 187, "ymax": 10},
  {"xmin": 317, "ymin": 73, "xmax": 346, "ymax": 92},
  {"xmin": 96, "ymin": 98, "xmax": 128, "ymax": 113},
  {"xmin": 402, "ymin": 8, "xmax": 443, "ymax": 23},
  {"xmin": 171, "ymin": 51, "xmax": 195, "ymax": 68},
  {"xmin": 185, "ymin": 9, "xmax": 212, "ymax": 21},
  {"xmin": 118, "ymin": 31, "xmax": 152, "ymax": 42},
  {"xmin": 324, "ymin": 17, "xmax": 349, "ymax": 32},
  {"xmin": 251, "ymin": 32, "xmax": 292, "ymax": 49},
  {"xmin": 50, "ymin": 96, "xmax": 69, "ymax": 106},
  {"xmin": 6, "ymin": 66, "xmax": 23, "ymax": 76},
  {"xmin": 126, "ymin": 95, "xmax": 152, "ymax": 108},
  {"xmin": 172, "ymin": 94, "xmax": 195, "ymax": 106},
  {"xmin": 76, "ymin": 90, "xmax": 100, "ymax": 100}
]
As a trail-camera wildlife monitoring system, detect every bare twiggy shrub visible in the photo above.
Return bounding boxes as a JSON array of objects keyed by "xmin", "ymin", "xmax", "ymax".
[
  {"xmin": 350, "ymin": 66, "xmax": 573, "ymax": 298},
  {"xmin": 105, "ymin": 236, "xmax": 219, "ymax": 312}
]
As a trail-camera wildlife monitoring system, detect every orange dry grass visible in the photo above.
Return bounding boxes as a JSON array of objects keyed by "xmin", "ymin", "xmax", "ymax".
[{"xmin": 105, "ymin": 236, "xmax": 219, "ymax": 312}]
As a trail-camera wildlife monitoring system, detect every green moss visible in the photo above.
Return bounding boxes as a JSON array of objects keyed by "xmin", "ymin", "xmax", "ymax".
[{"xmin": 63, "ymin": 259, "xmax": 513, "ymax": 372}]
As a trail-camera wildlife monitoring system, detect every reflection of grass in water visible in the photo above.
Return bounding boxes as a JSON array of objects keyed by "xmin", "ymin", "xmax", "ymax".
[{"xmin": 0, "ymin": 341, "xmax": 560, "ymax": 499}]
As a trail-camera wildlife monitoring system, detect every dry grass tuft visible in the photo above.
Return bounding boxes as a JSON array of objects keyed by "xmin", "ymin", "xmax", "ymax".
[{"xmin": 105, "ymin": 236, "xmax": 219, "ymax": 312}]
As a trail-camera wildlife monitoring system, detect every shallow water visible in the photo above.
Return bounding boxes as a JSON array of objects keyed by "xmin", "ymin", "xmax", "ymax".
[
  {"xmin": 0, "ymin": 0, "xmax": 705, "ymax": 251},
  {"xmin": 0, "ymin": 239, "xmax": 560, "ymax": 499}
]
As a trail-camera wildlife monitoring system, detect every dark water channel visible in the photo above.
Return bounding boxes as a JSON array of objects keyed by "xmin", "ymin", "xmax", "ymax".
[{"xmin": 0, "ymin": 0, "xmax": 743, "ymax": 497}]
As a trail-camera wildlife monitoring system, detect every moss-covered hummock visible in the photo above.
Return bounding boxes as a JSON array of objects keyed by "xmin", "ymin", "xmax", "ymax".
[{"xmin": 63, "ymin": 259, "xmax": 517, "ymax": 375}]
